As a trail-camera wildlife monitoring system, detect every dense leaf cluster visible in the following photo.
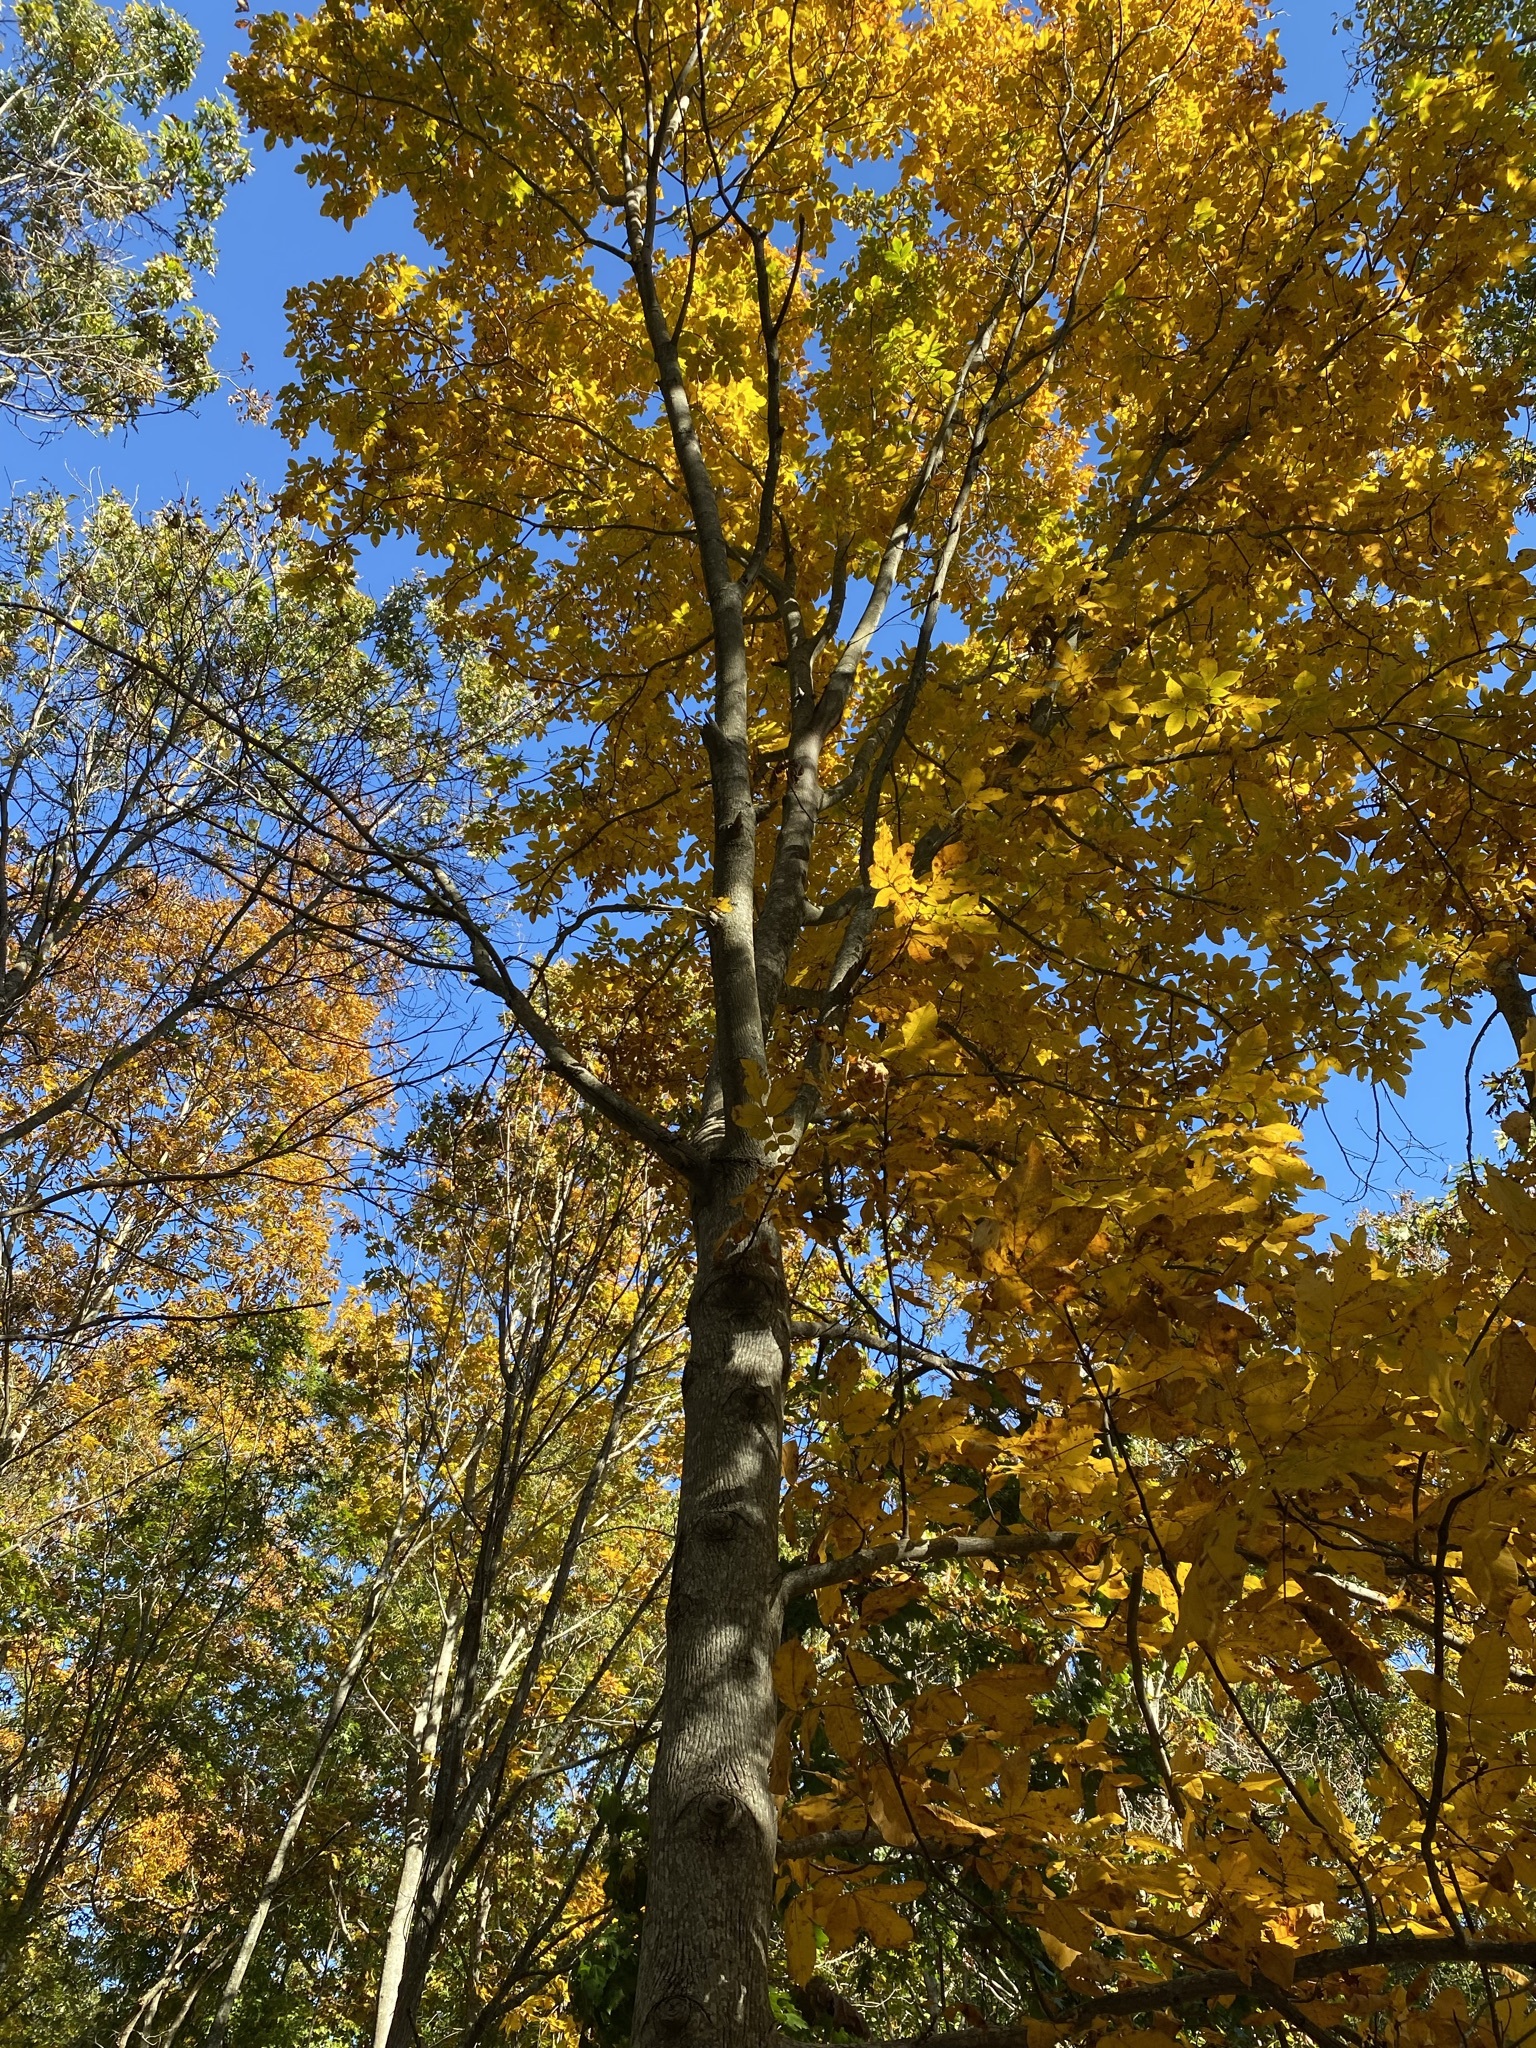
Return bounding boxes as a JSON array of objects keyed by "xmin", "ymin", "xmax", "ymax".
[{"xmin": 0, "ymin": 0, "xmax": 246, "ymax": 426}]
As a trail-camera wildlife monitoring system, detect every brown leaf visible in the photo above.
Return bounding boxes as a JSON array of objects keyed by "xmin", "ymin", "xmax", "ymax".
[
  {"xmin": 1493, "ymin": 1326, "xmax": 1536, "ymax": 1428},
  {"xmin": 1255, "ymin": 1942, "xmax": 1296, "ymax": 1991},
  {"xmin": 1298, "ymin": 1599, "xmax": 1385, "ymax": 1692}
]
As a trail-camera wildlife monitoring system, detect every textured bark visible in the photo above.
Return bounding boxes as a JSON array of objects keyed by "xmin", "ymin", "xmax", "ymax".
[
  {"xmin": 1489, "ymin": 959, "xmax": 1536, "ymax": 1111},
  {"xmin": 632, "ymin": 1161, "xmax": 788, "ymax": 2048}
]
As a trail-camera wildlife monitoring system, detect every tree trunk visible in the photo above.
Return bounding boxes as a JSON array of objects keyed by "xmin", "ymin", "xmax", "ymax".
[
  {"xmin": 115, "ymin": 1919, "xmax": 208, "ymax": 2046},
  {"xmin": 206, "ymin": 1620, "xmax": 379, "ymax": 2045},
  {"xmin": 374, "ymin": 1597, "xmax": 460, "ymax": 2048},
  {"xmin": 632, "ymin": 1161, "xmax": 788, "ymax": 2048}
]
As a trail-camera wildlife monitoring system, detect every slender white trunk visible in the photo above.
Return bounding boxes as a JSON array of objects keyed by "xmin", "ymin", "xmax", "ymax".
[
  {"xmin": 207, "ymin": 1552, "xmax": 404, "ymax": 2045},
  {"xmin": 373, "ymin": 1598, "xmax": 461, "ymax": 2048},
  {"xmin": 115, "ymin": 1921, "xmax": 208, "ymax": 2046}
]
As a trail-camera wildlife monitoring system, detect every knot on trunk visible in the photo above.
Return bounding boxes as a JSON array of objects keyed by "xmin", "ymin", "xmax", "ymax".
[
  {"xmin": 682, "ymin": 1489, "xmax": 771, "ymax": 1552},
  {"xmin": 694, "ymin": 1502, "xmax": 751, "ymax": 1544},
  {"xmin": 645, "ymin": 1989, "xmax": 707, "ymax": 2046},
  {"xmin": 696, "ymin": 1229, "xmax": 789, "ymax": 1336},
  {"xmin": 734, "ymin": 1375, "xmax": 779, "ymax": 1425},
  {"xmin": 691, "ymin": 1783, "xmax": 757, "ymax": 1850}
]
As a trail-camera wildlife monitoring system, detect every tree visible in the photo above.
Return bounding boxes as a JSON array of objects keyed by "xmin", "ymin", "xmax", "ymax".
[
  {"xmin": 1353, "ymin": 0, "xmax": 1531, "ymax": 75},
  {"xmin": 0, "ymin": 488, "xmax": 448, "ymax": 2035},
  {"xmin": 1352, "ymin": 0, "xmax": 1536, "ymax": 419},
  {"xmin": 0, "ymin": 0, "xmax": 247, "ymax": 428},
  {"xmin": 338, "ymin": 1067, "xmax": 683, "ymax": 2048},
  {"xmin": 0, "ymin": 1306, "xmax": 385, "ymax": 2042},
  {"xmin": 0, "ymin": 1052, "xmax": 684, "ymax": 2048},
  {"xmin": 0, "ymin": 487, "xmax": 429, "ymax": 1468},
  {"xmin": 226, "ymin": 2, "xmax": 1536, "ymax": 2045}
]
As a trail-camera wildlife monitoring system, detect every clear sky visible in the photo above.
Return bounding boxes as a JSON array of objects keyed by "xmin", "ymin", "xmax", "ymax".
[{"xmin": 4, "ymin": 0, "xmax": 1503, "ymax": 1234}]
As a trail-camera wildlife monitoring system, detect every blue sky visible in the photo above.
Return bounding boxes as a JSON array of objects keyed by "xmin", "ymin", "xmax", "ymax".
[{"xmin": 3, "ymin": 0, "xmax": 1505, "ymax": 1233}]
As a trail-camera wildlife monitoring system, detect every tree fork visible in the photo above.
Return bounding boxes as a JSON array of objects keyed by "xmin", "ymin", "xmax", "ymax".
[{"xmin": 632, "ymin": 1156, "xmax": 789, "ymax": 2048}]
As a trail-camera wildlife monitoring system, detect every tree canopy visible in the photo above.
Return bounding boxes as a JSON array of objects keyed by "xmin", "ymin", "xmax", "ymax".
[
  {"xmin": 10, "ymin": 2, "xmax": 1536, "ymax": 2046},
  {"xmin": 0, "ymin": 0, "xmax": 247, "ymax": 427}
]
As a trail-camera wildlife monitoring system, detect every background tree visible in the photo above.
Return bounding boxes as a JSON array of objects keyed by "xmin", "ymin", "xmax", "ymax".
[
  {"xmin": 0, "ymin": 0, "xmax": 247, "ymax": 429},
  {"xmin": 1353, "ymin": 0, "xmax": 1531, "ymax": 74},
  {"xmin": 341, "ymin": 1067, "xmax": 682, "ymax": 2048},
  {"xmin": 0, "ymin": 488, "xmax": 442, "ymax": 2037},
  {"xmin": 0, "ymin": 487, "xmax": 436, "ymax": 1478},
  {"xmin": 1354, "ymin": 0, "xmax": 1536, "ymax": 445},
  {"xmin": 0, "ymin": 1053, "xmax": 684, "ymax": 2048}
]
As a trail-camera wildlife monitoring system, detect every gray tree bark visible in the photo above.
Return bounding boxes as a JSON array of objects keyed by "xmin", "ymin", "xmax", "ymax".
[{"xmin": 631, "ymin": 1162, "xmax": 788, "ymax": 2048}]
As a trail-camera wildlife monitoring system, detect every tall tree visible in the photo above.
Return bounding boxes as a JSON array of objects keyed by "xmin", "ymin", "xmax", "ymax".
[
  {"xmin": 0, "ymin": 1055, "xmax": 684, "ymax": 2048},
  {"xmin": 337, "ymin": 1068, "xmax": 683, "ymax": 2048},
  {"xmin": 0, "ymin": 487, "xmax": 430, "ymax": 1463},
  {"xmin": 230, "ymin": 2, "xmax": 1536, "ymax": 2044}
]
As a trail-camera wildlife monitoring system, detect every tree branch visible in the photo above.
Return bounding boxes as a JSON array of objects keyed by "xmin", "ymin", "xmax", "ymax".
[
  {"xmin": 417, "ymin": 865, "xmax": 702, "ymax": 1181},
  {"xmin": 780, "ymin": 1529, "xmax": 1084, "ymax": 1603},
  {"xmin": 775, "ymin": 1824, "xmax": 987, "ymax": 1865},
  {"xmin": 776, "ymin": 1825, "xmax": 890, "ymax": 1864},
  {"xmin": 787, "ymin": 1319, "xmax": 974, "ymax": 1379},
  {"xmin": 879, "ymin": 1937, "xmax": 1536, "ymax": 2045}
]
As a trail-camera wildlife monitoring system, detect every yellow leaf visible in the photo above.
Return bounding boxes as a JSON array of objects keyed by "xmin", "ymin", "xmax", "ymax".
[
  {"xmin": 774, "ymin": 1640, "xmax": 817, "ymax": 1710},
  {"xmin": 1493, "ymin": 1326, "xmax": 1536, "ymax": 1427},
  {"xmin": 821, "ymin": 1890, "xmax": 861, "ymax": 1955},
  {"xmin": 1406, "ymin": 1668, "xmax": 1459, "ymax": 1714},
  {"xmin": 1255, "ymin": 1942, "xmax": 1296, "ymax": 1990},
  {"xmin": 1038, "ymin": 1929, "xmax": 1080, "ymax": 1971},
  {"xmin": 1484, "ymin": 1169, "xmax": 1536, "ymax": 1241},
  {"xmin": 855, "ymin": 1895, "xmax": 914, "ymax": 1949},
  {"xmin": 783, "ymin": 1893, "xmax": 817, "ymax": 1986},
  {"xmin": 900, "ymin": 1003, "xmax": 939, "ymax": 1053},
  {"xmin": 843, "ymin": 1647, "xmax": 895, "ymax": 1684},
  {"xmin": 961, "ymin": 1664, "xmax": 1052, "ymax": 1738},
  {"xmin": 867, "ymin": 1769, "xmax": 918, "ymax": 1847},
  {"xmin": 1459, "ymin": 1633, "xmax": 1512, "ymax": 1717},
  {"xmin": 822, "ymin": 1698, "xmax": 864, "ymax": 1761}
]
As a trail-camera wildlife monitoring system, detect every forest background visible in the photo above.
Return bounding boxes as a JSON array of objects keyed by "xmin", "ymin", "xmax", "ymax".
[{"xmin": 11, "ymin": 3, "xmax": 1536, "ymax": 2048}]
